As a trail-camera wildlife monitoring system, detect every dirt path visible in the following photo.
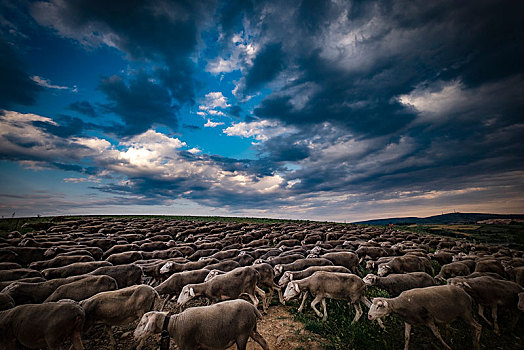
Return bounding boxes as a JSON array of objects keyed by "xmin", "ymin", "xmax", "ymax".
[
  {"xmin": 82, "ymin": 305, "xmax": 327, "ymax": 350},
  {"xmin": 239, "ymin": 305, "xmax": 327, "ymax": 350}
]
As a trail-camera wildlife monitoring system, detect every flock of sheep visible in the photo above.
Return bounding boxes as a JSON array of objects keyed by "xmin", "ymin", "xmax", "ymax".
[{"xmin": 0, "ymin": 217, "xmax": 523, "ymax": 350}]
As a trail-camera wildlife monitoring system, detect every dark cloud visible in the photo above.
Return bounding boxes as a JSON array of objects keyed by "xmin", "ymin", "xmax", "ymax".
[
  {"xmin": 31, "ymin": 0, "xmax": 216, "ymax": 128},
  {"xmin": 98, "ymin": 72, "xmax": 177, "ymax": 136},
  {"xmin": 0, "ymin": 35, "xmax": 42, "ymax": 108},
  {"xmin": 182, "ymin": 124, "xmax": 201, "ymax": 130},
  {"xmin": 69, "ymin": 101, "xmax": 96, "ymax": 117},
  {"xmin": 245, "ymin": 42, "xmax": 285, "ymax": 93},
  {"xmin": 227, "ymin": 105, "xmax": 242, "ymax": 118}
]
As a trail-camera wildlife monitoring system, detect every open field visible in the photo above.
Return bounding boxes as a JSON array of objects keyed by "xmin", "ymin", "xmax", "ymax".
[{"xmin": 1, "ymin": 215, "xmax": 523, "ymax": 349}]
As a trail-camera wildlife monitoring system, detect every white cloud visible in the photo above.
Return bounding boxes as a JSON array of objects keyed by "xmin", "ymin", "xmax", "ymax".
[
  {"xmin": 204, "ymin": 119, "xmax": 224, "ymax": 128},
  {"xmin": 197, "ymin": 91, "xmax": 230, "ymax": 118},
  {"xmin": 31, "ymin": 75, "xmax": 75, "ymax": 91},
  {"xmin": 205, "ymin": 31, "xmax": 258, "ymax": 75},
  {"xmin": 223, "ymin": 120, "xmax": 295, "ymax": 141},
  {"xmin": 398, "ymin": 76, "xmax": 524, "ymax": 124}
]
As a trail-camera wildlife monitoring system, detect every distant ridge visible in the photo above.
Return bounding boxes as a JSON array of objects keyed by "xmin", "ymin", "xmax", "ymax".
[{"xmin": 353, "ymin": 212, "xmax": 524, "ymax": 225}]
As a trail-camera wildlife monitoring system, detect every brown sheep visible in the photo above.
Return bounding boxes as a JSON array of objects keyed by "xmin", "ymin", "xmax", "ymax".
[
  {"xmin": 177, "ymin": 266, "xmax": 260, "ymax": 308},
  {"xmin": 0, "ymin": 301, "xmax": 85, "ymax": 349},
  {"xmin": 448, "ymin": 276, "xmax": 523, "ymax": 334},
  {"xmin": 80, "ymin": 284, "xmax": 159, "ymax": 350},
  {"xmin": 283, "ymin": 271, "xmax": 370, "ymax": 323},
  {"xmin": 134, "ymin": 300, "xmax": 268, "ymax": 350},
  {"xmin": 368, "ymin": 285, "xmax": 481, "ymax": 350},
  {"xmin": 44, "ymin": 275, "xmax": 118, "ymax": 302},
  {"xmin": 363, "ymin": 272, "xmax": 435, "ymax": 296}
]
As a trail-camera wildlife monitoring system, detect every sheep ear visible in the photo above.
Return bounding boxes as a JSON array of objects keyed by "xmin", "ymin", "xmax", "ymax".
[
  {"xmin": 189, "ymin": 287, "xmax": 195, "ymax": 297},
  {"xmin": 293, "ymin": 283, "xmax": 300, "ymax": 293},
  {"xmin": 144, "ymin": 314, "xmax": 156, "ymax": 333},
  {"xmin": 383, "ymin": 300, "xmax": 388, "ymax": 308},
  {"xmin": 463, "ymin": 282, "xmax": 471, "ymax": 289},
  {"xmin": 290, "ymin": 274, "xmax": 294, "ymax": 281}
]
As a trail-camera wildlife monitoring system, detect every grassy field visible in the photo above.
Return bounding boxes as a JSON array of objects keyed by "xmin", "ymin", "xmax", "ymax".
[
  {"xmin": 400, "ymin": 222, "xmax": 524, "ymax": 250},
  {"xmin": 3, "ymin": 215, "xmax": 523, "ymax": 349}
]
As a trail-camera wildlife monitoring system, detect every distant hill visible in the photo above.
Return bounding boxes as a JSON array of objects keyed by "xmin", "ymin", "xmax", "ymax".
[{"xmin": 353, "ymin": 212, "xmax": 524, "ymax": 225}]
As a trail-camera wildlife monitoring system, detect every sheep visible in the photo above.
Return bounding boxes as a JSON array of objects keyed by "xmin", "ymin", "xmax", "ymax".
[
  {"xmin": 377, "ymin": 255, "xmax": 433, "ymax": 277},
  {"xmin": 363, "ymin": 272, "xmax": 435, "ymax": 296},
  {"xmin": 1, "ymin": 275, "xmax": 87, "ymax": 304},
  {"xmin": 310, "ymin": 252, "xmax": 360, "ymax": 274},
  {"xmin": 177, "ymin": 266, "xmax": 260, "ymax": 308},
  {"xmin": 368, "ymin": 285, "xmax": 481, "ymax": 350},
  {"xmin": 80, "ymin": 284, "xmax": 159, "ymax": 350},
  {"xmin": 435, "ymin": 261, "xmax": 471, "ymax": 281},
  {"xmin": 204, "ymin": 259, "xmax": 241, "ymax": 272},
  {"xmin": 253, "ymin": 263, "xmax": 284, "ymax": 308},
  {"xmin": 159, "ymin": 258, "xmax": 219, "ymax": 275},
  {"xmin": 283, "ymin": 271, "xmax": 370, "ymax": 322},
  {"xmin": 508, "ymin": 265, "xmax": 524, "ymax": 287},
  {"xmin": 274, "ymin": 258, "xmax": 334, "ymax": 277},
  {"xmin": 474, "ymin": 259, "xmax": 505, "ymax": 277},
  {"xmin": 43, "ymin": 261, "xmax": 112, "ymax": 279},
  {"xmin": 105, "ymin": 251, "xmax": 143, "ymax": 265},
  {"xmin": 258, "ymin": 253, "xmax": 305, "ymax": 267},
  {"xmin": 356, "ymin": 246, "xmax": 389, "ymax": 261},
  {"xmin": 0, "ymin": 276, "xmax": 46, "ymax": 290},
  {"xmin": 278, "ymin": 265, "xmax": 351, "ymax": 287},
  {"xmin": 0, "ymin": 292, "xmax": 15, "ymax": 311},
  {"xmin": 29, "ymin": 255, "xmax": 95, "ymax": 270},
  {"xmin": 448, "ymin": 276, "xmax": 523, "ymax": 334},
  {"xmin": 101, "ymin": 243, "xmax": 140, "ymax": 259},
  {"xmin": 0, "ymin": 262, "xmax": 22, "ymax": 270},
  {"xmin": 155, "ymin": 269, "xmax": 210, "ymax": 309},
  {"xmin": 0, "ymin": 268, "xmax": 43, "ymax": 282},
  {"xmin": 44, "ymin": 275, "xmax": 118, "ymax": 302},
  {"xmin": 87, "ymin": 263, "xmax": 143, "ymax": 288},
  {"xmin": 134, "ymin": 299, "xmax": 268, "ymax": 350},
  {"xmin": 0, "ymin": 301, "xmax": 85, "ymax": 350},
  {"xmin": 428, "ymin": 251, "xmax": 454, "ymax": 265}
]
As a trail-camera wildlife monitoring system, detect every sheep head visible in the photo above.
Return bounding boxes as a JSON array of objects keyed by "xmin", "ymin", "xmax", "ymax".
[
  {"xmin": 278, "ymin": 271, "xmax": 292, "ymax": 287},
  {"xmin": 160, "ymin": 262, "xmax": 174, "ymax": 274},
  {"xmin": 134, "ymin": 311, "xmax": 164, "ymax": 340},
  {"xmin": 177, "ymin": 285, "xmax": 196, "ymax": 306},
  {"xmin": 283, "ymin": 282, "xmax": 300, "ymax": 301},
  {"xmin": 362, "ymin": 274, "xmax": 377, "ymax": 285},
  {"xmin": 368, "ymin": 298, "xmax": 392, "ymax": 320},
  {"xmin": 377, "ymin": 264, "xmax": 391, "ymax": 277}
]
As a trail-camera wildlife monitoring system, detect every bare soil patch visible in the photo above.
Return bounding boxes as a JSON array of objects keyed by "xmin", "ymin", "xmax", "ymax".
[{"xmin": 80, "ymin": 304, "xmax": 326, "ymax": 350}]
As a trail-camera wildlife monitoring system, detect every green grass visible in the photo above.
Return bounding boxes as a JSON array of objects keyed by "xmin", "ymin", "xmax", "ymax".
[{"xmin": 288, "ymin": 286, "xmax": 524, "ymax": 350}]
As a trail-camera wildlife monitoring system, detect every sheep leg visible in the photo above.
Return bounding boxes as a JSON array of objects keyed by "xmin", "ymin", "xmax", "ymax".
[
  {"xmin": 255, "ymin": 286, "xmax": 267, "ymax": 312},
  {"xmin": 376, "ymin": 318, "xmax": 386, "ymax": 331},
  {"xmin": 321, "ymin": 298, "xmax": 328, "ymax": 321},
  {"xmin": 404, "ymin": 322, "xmax": 411, "ymax": 350},
  {"xmin": 491, "ymin": 305, "xmax": 499, "ymax": 335},
  {"xmin": 298, "ymin": 291, "xmax": 308, "ymax": 313},
  {"xmin": 251, "ymin": 329, "xmax": 269, "ymax": 350},
  {"xmin": 310, "ymin": 295, "xmax": 324, "ymax": 319},
  {"xmin": 352, "ymin": 303, "xmax": 363, "ymax": 324},
  {"xmin": 235, "ymin": 334, "xmax": 249, "ymax": 350},
  {"xmin": 478, "ymin": 305, "xmax": 492, "ymax": 327},
  {"xmin": 427, "ymin": 321, "xmax": 451, "ymax": 350},
  {"xmin": 71, "ymin": 330, "xmax": 85, "ymax": 350},
  {"xmin": 247, "ymin": 293, "xmax": 260, "ymax": 309},
  {"xmin": 274, "ymin": 286, "xmax": 285, "ymax": 305},
  {"xmin": 361, "ymin": 296, "xmax": 372, "ymax": 308},
  {"xmin": 105, "ymin": 325, "xmax": 116, "ymax": 350},
  {"xmin": 160, "ymin": 295, "xmax": 171, "ymax": 310}
]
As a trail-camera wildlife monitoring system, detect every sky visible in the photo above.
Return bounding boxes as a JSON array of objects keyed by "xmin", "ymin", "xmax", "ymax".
[{"xmin": 0, "ymin": 0, "xmax": 523, "ymax": 222}]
